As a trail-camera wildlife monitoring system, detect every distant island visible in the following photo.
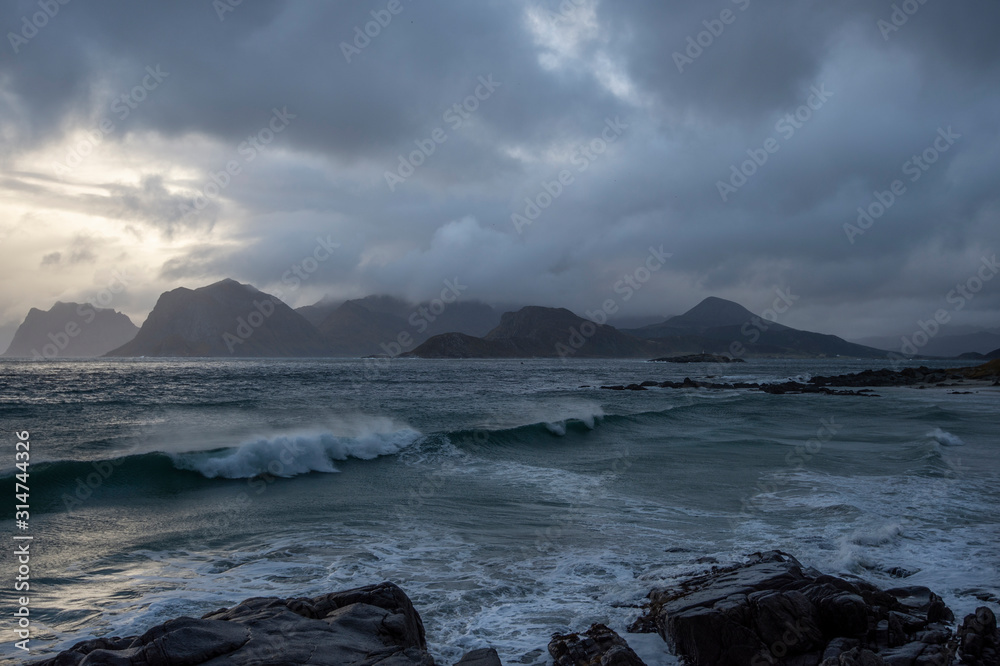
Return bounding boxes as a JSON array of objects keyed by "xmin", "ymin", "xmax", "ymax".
[
  {"xmin": 2, "ymin": 278, "xmax": 995, "ymax": 360},
  {"xmin": 649, "ymin": 354, "xmax": 745, "ymax": 364}
]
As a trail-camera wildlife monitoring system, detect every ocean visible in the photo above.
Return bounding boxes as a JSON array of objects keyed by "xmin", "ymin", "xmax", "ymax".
[{"xmin": 1, "ymin": 358, "xmax": 997, "ymax": 664}]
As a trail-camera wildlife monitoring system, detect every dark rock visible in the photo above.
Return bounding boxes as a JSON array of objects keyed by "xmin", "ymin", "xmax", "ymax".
[
  {"xmin": 957, "ymin": 606, "xmax": 1000, "ymax": 666},
  {"xmin": 36, "ymin": 582, "xmax": 435, "ymax": 665},
  {"xmin": 822, "ymin": 638, "xmax": 861, "ymax": 660},
  {"xmin": 549, "ymin": 623, "xmax": 645, "ymax": 666},
  {"xmin": 455, "ymin": 647, "xmax": 502, "ymax": 666},
  {"xmin": 631, "ymin": 552, "xmax": 964, "ymax": 666},
  {"xmin": 886, "ymin": 568, "xmax": 918, "ymax": 580},
  {"xmin": 649, "ymin": 353, "xmax": 745, "ymax": 364},
  {"xmin": 819, "ymin": 646, "xmax": 885, "ymax": 665},
  {"xmin": 878, "ymin": 641, "xmax": 953, "ymax": 665}
]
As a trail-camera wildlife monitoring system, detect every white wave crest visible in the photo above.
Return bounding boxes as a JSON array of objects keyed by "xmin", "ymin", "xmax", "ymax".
[
  {"xmin": 927, "ymin": 428, "xmax": 964, "ymax": 446},
  {"xmin": 544, "ymin": 405, "xmax": 605, "ymax": 436},
  {"xmin": 170, "ymin": 427, "xmax": 423, "ymax": 479},
  {"xmin": 848, "ymin": 522, "xmax": 902, "ymax": 546}
]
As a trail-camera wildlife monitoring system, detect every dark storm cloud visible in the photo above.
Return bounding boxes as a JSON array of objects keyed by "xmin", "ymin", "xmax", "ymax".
[{"xmin": 1, "ymin": 0, "xmax": 998, "ymax": 338}]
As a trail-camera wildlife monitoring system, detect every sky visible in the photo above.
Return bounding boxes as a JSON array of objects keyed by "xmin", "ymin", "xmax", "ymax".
[{"xmin": 1, "ymin": 0, "xmax": 999, "ymax": 348}]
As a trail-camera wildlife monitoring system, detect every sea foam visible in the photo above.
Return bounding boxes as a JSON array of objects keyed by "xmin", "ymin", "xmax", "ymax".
[
  {"xmin": 170, "ymin": 426, "xmax": 423, "ymax": 479},
  {"xmin": 927, "ymin": 427, "xmax": 965, "ymax": 446}
]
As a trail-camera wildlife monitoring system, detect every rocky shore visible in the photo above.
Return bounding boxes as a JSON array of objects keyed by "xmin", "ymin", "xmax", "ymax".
[
  {"xmin": 596, "ymin": 360, "xmax": 1000, "ymax": 396},
  {"xmin": 36, "ymin": 552, "xmax": 998, "ymax": 665}
]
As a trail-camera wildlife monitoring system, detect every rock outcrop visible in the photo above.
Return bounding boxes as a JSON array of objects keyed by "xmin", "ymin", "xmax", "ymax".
[
  {"xmin": 650, "ymin": 353, "xmax": 745, "ymax": 363},
  {"xmin": 957, "ymin": 606, "xmax": 1000, "ymax": 666},
  {"xmin": 549, "ymin": 624, "xmax": 645, "ymax": 666},
  {"xmin": 37, "ymin": 582, "xmax": 435, "ymax": 665},
  {"xmin": 597, "ymin": 359, "xmax": 1000, "ymax": 395},
  {"xmin": 628, "ymin": 551, "xmax": 960, "ymax": 666}
]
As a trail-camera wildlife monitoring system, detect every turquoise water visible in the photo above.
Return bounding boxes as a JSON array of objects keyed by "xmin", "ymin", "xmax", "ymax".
[{"xmin": 1, "ymin": 358, "xmax": 997, "ymax": 664}]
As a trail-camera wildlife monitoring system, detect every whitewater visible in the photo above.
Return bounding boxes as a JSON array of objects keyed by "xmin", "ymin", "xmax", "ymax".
[{"xmin": 1, "ymin": 357, "xmax": 997, "ymax": 664}]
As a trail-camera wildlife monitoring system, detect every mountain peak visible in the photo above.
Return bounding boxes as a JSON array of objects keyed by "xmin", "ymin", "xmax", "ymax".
[
  {"xmin": 668, "ymin": 297, "xmax": 757, "ymax": 329},
  {"xmin": 3, "ymin": 301, "xmax": 138, "ymax": 358},
  {"xmin": 106, "ymin": 280, "xmax": 326, "ymax": 357}
]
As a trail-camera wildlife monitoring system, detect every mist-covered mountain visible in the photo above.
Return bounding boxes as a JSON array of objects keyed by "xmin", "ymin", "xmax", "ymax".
[
  {"xmin": 106, "ymin": 279, "xmax": 328, "ymax": 357},
  {"xmin": 852, "ymin": 330, "xmax": 1000, "ymax": 357},
  {"xmin": 625, "ymin": 297, "xmax": 887, "ymax": 358},
  {"xmin": 317, "ymin": 300, "xmax": 413, "ymax": 357},
  {"xmin": 295, "ymin": 296, "xmax": 344, "ymax": 327},
  {"xmin": 405, "ymin": 306, "xmax": 656, "ymax": 358},
  {"xmin": 307, "ymin": 296, "xmax": 501, "ymax": 356},
  {"xmin": 2, "ymin": 301, "xmax": 138, "ymax": 358}
]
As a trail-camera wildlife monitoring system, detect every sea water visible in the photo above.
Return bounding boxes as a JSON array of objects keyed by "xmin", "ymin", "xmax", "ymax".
[{"xmin": 1, "ymin": 358, "xmax": 997, "ymax": 664}]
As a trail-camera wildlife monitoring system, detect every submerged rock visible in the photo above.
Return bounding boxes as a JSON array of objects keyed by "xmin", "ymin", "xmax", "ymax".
[
  {"xmin": 454, "ymin": 647, "xmax": 502, "ymax": 666},
  {"xmin": 37, "ymin": 582, "xmax": 436, "ymax": 665},
  {"xmin": 629, "ymin": 551, "xmax": 963, "ymax": 666},
  {"xmin": 549, "ymin": 623, "xmax": 645, "ymax": 666}
]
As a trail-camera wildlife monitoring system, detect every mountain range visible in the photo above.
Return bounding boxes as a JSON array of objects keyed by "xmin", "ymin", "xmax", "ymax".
[
  {"xmin": 404, "ymin": 296, "xmax": 887, "ymax": 359},
  {"xmin": 5, "ymin": 279, "xmax": 996, "ymax": 359}
]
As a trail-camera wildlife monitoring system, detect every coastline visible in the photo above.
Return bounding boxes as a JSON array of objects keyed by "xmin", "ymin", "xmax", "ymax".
[{"xmin": 35, "ymin": 551, "xmax": 999, "ymax": 665}]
